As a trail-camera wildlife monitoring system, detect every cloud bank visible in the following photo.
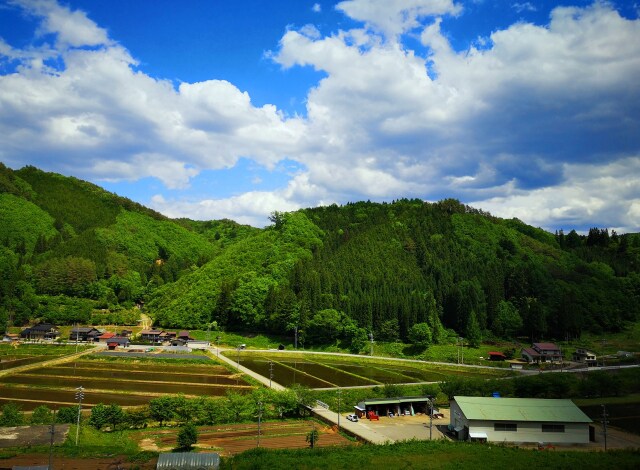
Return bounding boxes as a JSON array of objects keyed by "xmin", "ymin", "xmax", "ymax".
[{"xmin": 0, "ymin": 0, "xmax": 639, "ymax": 232}]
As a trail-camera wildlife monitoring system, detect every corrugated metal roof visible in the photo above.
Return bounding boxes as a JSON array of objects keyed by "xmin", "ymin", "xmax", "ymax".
[
  {"xmin": 156, "ymin": 452, "xmax": 220, "ymax": 469},
  {"xmin": 453, "ymin": 396, "xmax": 592, "ymax": 423},
  {"xmin": 359, "ymin": 396, "xmax": 432, "ymax": 406},
  {"xmin": 533, "ymin": 342, "xmax": 560, "ymax": 350}
]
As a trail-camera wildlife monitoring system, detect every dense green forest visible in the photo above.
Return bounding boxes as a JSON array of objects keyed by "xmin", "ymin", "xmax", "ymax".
[{"xmin": 1, "ymin": 163, "xmax": 639, "ymax": 350}]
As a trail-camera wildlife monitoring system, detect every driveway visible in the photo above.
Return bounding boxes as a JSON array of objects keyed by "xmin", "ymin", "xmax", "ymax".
[{"xmin": 347, "ymin": 409, "xmax": 450, "ymax": 443}]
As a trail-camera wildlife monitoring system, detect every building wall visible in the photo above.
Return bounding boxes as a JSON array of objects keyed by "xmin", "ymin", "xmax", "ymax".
[
  {"xmin": 451, "ymin": 401, "xmax": 589, "ymax": 444},
  {"xmin": 468, "ymin": 419, "xmax": 589, "ymax": 444}
]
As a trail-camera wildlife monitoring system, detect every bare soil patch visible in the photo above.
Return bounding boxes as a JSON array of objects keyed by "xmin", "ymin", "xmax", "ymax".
[
  {"xmin": 135, "ymin": 421, "xmax": 357, "ymax": 456},
  {"xmin": 0, "ymin": 424, "xmax": 69, "ymax": 448},
  {"xmin": 0, "ymin": 454, "xmax": 157, "ymax": 470}
]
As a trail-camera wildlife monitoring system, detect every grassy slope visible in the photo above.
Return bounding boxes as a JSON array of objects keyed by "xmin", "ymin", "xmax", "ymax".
[{"xmin": 222, "ymin": 440, "xmax": 640, "ymax": 470}]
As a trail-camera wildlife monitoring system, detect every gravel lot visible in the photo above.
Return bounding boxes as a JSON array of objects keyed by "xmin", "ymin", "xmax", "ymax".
[{"xmin": 353, "ymin": 409, "xmax": 450, "ymax": 442}]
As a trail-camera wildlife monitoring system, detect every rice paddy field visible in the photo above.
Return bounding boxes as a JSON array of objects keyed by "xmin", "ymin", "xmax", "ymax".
[
  {"xmin": 0, "ymin": 343, "xmax": 89, "ymax": 371},
  {"xmin": 0, "ymin": 356, "xmax": 254, "ymax": 410},
  {"xmin": 231, "ymin": 352, "xmax": 512, "ymax": 388}
]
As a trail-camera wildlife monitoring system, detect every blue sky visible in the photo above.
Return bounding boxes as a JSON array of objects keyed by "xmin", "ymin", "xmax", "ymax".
[{"xmin": 0, "ymin": 1, "xmax": 639, "ymax": 232}]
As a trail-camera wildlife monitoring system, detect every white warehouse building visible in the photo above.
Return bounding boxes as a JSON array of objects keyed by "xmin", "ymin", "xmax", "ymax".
[{"xmin": 450, "ymin": 396, "xmax": 592, "ymax": 444}]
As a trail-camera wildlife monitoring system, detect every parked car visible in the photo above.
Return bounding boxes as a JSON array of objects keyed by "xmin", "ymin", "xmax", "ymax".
[{"xmin": 346, "ymin": 414, "xmax": 358, "ymax": 422}]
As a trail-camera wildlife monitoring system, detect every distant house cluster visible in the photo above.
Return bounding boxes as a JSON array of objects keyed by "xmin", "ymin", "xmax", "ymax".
[
  {"xmin": 70, "ymin": 326, "xmax": 132, "ymax": 350},
  {"xmin": 139, "ymin": 329, "xmax": 194, "ymax": 346},
  {"xmin": 11, "ymin": 323, "xmax": 206, "ymax": 351}
]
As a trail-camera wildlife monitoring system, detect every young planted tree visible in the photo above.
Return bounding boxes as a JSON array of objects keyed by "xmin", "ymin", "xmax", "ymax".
[
  {"xmin": 122, "ymin": 407, "xmax": 150, "ymax": 429},
  {"xmin": 88, "ymin": 403, "xmax": 109, "ymax": 430},
  {"xmin": 305, "ymin": 428, "xmax": 319, "ymax": 449},
  {"xmin": 149, "ymin": 396, "xmax": 176, "ymax": 426},
  {"xmin": 56, "ymin": 406, "xmax": 80, "ymax": 424},
  {"xmin": 30, "ymin": 405, "xmax": 53, "ymax": 425},
  {"xmin": 0, "ymin": 403, "xmax": 24, "ymax": 426},
  {"xmin": 177, "ymin": 423, "xmax": 198, "ymax": 450}
]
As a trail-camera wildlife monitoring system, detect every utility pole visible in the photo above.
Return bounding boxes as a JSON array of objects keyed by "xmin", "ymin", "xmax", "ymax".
[
  {"xmin": 369, "ymin": 331, "xmax": 374, "ymax": 356},
  {"xmin": 601, "ymin": 404, "xmax": 609, "ymax": 451},
  {"xmin": 74, "ymin": 322, "xmax": 79, "ymax": 375},
  {"xmin": 337, "ymin": 389, "xmax": 342, "ymax": 432},
  {"xmin": 429, "ymin": 398, "xmax": 433, "ymax": 440},
  {"xmin": 269, "ymin": 361, "xmax": 274, "ymax": 388},
  {"xmin": 216, "ymin": 335, "xmax": 221, "ymax": 357},
  {"xmin": 48, "ymin": 408, "xmax": 57, "ymax": 470},
  {"xmin": 460, "ymin": 337, "xmax": 464, "ymax": 365},
  {"xmin": 74, "ymin": 386, "xmax": 84, "ymax": 446},
  {"xmin": 257, "ymin": 401, "xmax": 262, "ymax": 448},
  {"xmin": 294, "ymin": 325, "xmax": 298, "ymax": 350}
]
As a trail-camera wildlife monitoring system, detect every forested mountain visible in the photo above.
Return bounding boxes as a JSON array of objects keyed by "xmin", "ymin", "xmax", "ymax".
[{"xmin": 1, "ymin": 163, "xmax": 639, "ymax": 350}]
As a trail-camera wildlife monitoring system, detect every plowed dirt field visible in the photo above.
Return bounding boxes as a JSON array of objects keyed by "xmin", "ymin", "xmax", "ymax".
[{"xmin": 137, "ymin": 421, "xmax": 357, "ymax": 456}]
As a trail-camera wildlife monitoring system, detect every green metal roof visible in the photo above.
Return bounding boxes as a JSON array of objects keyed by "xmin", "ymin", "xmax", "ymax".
[{"xmin": 453, "ymin": 396, "xmax": 592, "ymax": 423}]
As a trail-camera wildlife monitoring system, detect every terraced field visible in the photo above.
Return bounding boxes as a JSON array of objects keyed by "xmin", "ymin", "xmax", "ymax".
[
  {"xmin": 0, "ymin": 358, "xmax": 254, "ymax": 410},
  {"xmin": 0, "ymin": 344, "xmax": 88, "ymax": 371},
  {"xmin": 236, "ymin": 354, "xmax": 511, "ymax": 388}
]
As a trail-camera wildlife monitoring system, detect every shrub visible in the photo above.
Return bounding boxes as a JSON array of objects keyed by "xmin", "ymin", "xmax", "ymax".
[
  {"xmin": 0, "ymin": 403, "xmax": 24, "ymax": 426},
  {"xmin": 31, "ymin": 405, "xmax": 53, "ymax": 425},
  {"xmin": 176, "ymin": 423, "xmax": 198, "ymax": 450}
]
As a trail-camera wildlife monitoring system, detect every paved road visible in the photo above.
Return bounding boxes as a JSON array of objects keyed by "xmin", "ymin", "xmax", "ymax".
[
  {"xmin": 210, "ymin": 347, "xmax": 286, "ymax": 391},
  {"xmin": 311, "ymin": 405, "xmax": 392, "ymax": 444}
]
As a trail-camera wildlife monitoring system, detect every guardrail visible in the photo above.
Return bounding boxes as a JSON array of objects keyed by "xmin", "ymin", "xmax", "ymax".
[{"xmin": 316, "ymin": 400, "xmax": 329, "ymax": 410}]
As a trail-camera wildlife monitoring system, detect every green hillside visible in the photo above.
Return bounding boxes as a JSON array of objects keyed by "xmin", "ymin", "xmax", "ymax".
[
  {"xmin": 0, "ymin": 165, "xmax": 239, "ymax": 327},
  {"xmin": 1, "ymin": 164, "xmax": 639, "ymax": 350}
]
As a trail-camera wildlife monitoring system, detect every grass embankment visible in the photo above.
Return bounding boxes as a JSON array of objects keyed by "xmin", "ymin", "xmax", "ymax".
[{"xmin": 222, "ymin": 440, "xmax": 640, "ymax": 470}]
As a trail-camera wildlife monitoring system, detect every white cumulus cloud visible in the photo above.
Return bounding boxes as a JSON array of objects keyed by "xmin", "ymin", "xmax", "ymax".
[{"xmin": 1, "ymin": 1, "xmax": 639, "ymax": 232}]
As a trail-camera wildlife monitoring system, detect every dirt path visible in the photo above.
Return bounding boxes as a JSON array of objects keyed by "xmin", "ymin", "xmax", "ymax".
[{"xmin": 139, "ymin": 313, "xmax": 153, "ymax": 331}]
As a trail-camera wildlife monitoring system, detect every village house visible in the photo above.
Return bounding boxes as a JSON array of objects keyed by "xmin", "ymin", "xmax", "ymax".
[
  {"xmin": 178, "ymin": 330, "xmax": 192, "ymax": 341},
  {"xmin": 20, "ymin": 323, "xmax": 59, "ymax": 341},
  {"xmin": 521, "ymin": 342, "xmax": 563, "ymax": 364},
  {"xmin": 450, "ymin": 396, "xmax": 592, "ymax": 444},
  {"xmin": 106, "ymin": 336, "xmax": 130, "ymax": 350},
  {"xmin": 97, "ymin": 332, "xmax": 116, "ymax": 343},
  {"xmin": 2, "ymin": 333, "xmax": 20, "ymax": 343},
  {"xmin": 487, "ymin": 351, "xmax": 506, "ymax": 361},
  {"xmin": 69, "ymin": 327, "xmax": 101, "ymax": 342},
  {"xmin": 139, "ymin": 329, "xmax": 163, "ymax": 343},
  {"xmin": 572, "ymin": 348, "xmax": 597, "ymax": 367}
]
